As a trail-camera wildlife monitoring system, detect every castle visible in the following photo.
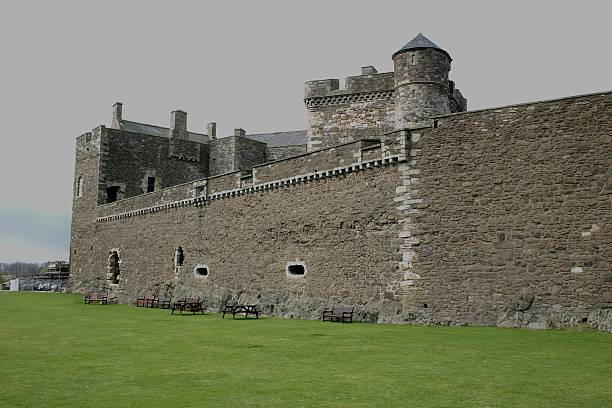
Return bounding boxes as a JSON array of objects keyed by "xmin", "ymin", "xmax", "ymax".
[{"xmin": 69, "ymin": 34, "xmax": 612, "ymax": 331}]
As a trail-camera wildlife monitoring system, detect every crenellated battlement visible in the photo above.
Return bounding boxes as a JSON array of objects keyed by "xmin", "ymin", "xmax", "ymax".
[
  {"xmin": 304, "ymin": 34, "xmax": 468, "ymax": 151},
  {"xmin": 304, "ymin": 67, "xmax": 394, "ymax": 100}
]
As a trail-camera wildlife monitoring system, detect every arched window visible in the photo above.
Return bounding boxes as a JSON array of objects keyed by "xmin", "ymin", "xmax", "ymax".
[
  {"xmin": 174, "ymin": 246, "xmax": 184, "ymax": 267},
  {"xmin": 107, "ymin": 251, "xmax": 120, "ymax": 284}
]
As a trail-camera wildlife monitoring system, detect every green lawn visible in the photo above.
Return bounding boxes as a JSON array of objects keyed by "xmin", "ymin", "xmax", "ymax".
[{"xmin": 0, "ymin": 292, "xmax": 611, "ymax": 408}]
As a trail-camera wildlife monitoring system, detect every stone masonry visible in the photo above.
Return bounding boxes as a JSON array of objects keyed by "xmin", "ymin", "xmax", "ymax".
[{"xmin": 69, "ymin": 34, "xmax": 612, "ymax": 331}]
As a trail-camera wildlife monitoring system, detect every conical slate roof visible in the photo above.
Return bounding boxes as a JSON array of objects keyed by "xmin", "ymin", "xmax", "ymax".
[{"xmin": 392, "ymin": 33, "xmax": 451, "ymax": 59}]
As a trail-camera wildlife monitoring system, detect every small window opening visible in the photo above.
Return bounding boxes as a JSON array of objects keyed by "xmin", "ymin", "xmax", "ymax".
[
  {"xmin": 77, "ymin": 176, "xmax": 84, "ymax": 197},
  {"xmin": 147, "ymin": 176, "xmax": 155, "ymax": 193},
  {"xmin": 194, "ymin": 266, "xmax": 208, "ymax": 277},
  {"xmin": 194, "ymin": 185, "xmax": 206, "ymax": 197},
  {"xmin": 174, "ymin": 246, "xmax": 184, "ymax": 267},
  {"xmin": 108, "ymin": 251, "xmax": 120, "ymax": 284},
  {"xmin": 106, "ymin": 186, "xmax": 120, "ymax": 203},
  {"xmin": 423, "ymin": 303, "xmax": 428, "ymax": 309},
  {"xmin": 287, "ymin": 264, "xmax": 305, "ymax": 276},
  {"xmin": 411, "ymin": 54, "xmax": 416, "ymax": 65}
]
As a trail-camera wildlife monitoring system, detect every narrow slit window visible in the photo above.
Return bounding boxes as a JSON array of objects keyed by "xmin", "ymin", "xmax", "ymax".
[
  {"xmin": 77, "ymin": 176, "xmax": 84, "ymax": 197},
  {"xmin": 147, "ymin": 177, "xmax": 155, "ymax": 193}
]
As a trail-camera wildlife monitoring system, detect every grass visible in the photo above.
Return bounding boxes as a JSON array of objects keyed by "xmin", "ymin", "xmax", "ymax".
[{"xmin": 0, "ymin": 292, "xmax": 611, "ymax": 408}]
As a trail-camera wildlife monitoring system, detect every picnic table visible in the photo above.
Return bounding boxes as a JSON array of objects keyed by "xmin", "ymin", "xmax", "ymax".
[
  {"xmin": 171, "ymin": 298, "xmax": 205, "ymax": 315},
  {"xmin": 222, "ymin": 305, "xmax": 260, "ymax": 319}
]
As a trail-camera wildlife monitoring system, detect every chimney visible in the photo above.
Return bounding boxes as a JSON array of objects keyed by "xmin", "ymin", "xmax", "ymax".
[
  {"xmin": 112, "ymin": 102, "xmax": 123, "ymax": 128},
  {"xmin": 170, "ymin": 110, "xmax": 188, "ymax": 139},
  {"xmin": 234, "ymin": 128, "xmax": 246, "ymax": 137},
  {"xmin": 207, "ymin": 122, "xmax": 217, "ymax": 140},
  {"xmin": 361, "ymin": 66, "xmax": 378, "ymax": 75}
]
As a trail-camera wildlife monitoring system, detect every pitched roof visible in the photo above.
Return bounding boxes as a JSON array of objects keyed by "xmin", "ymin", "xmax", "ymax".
[
  {"xmin": 245, "ymin": 130, "xmax": 308, "ymax": 147},
  {"xmin": 392, "ymin": 33, "xmax": 450, "ymax": 59},
  {"xmin": 119, "ymin": 120, "xmax": 209, "ymax": 144}
]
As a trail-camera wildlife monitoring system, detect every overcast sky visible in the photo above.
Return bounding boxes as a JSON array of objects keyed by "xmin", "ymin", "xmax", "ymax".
[{"xmin": 0, "ymin": 1, "xmax": 610, "ymax": 263}]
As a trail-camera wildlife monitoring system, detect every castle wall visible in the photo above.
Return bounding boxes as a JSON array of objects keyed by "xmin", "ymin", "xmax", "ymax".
[
  {"xmin": 100, "ymin": 128, "xmax": 209, "ymax": 203},
  {"xmin": 234, "ymin": 136, "xmax": 267, "ymax": 171},
  {"xmin": 209, "ymin": 136, "xmax": 268, "ymax": 176},
  {"xmin": 209, "ymin": 137, "xmax": 235, "ymax": 176},
  {"xmin": 401, "ymin": 92, "xmax": 612, "ymax": 328},
  {"xmin": 305, "ymin": 73, "xmax": 395, "ymax": 152},
  {"xmin": 72, "ymin": 162, "xmax": 405, "ymax": 322},
  {"xmin": 70, "ymin": 128, "xmax": 104, "ymax": 285},
  {"xmin": 266, "ymin": 145, "xmax": 307, "ymax": 161}
]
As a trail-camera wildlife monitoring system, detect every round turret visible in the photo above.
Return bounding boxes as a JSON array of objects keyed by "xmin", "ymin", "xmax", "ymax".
[{"xmin": 392, "ymin": 33, "xmax": 452, "ymax": 128}]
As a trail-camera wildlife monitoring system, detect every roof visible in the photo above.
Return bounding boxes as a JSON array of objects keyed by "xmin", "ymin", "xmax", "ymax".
[
  {"xmin": 392, "ymin": 33, "xmax": 451, "ymax": 59},
  {"xmin": 119, "ymin": 120, "xmax": 210, "ymax": 144},
  {"xmin": 245, "ymin": 130, "xmax": 308, "ymax": 147}
]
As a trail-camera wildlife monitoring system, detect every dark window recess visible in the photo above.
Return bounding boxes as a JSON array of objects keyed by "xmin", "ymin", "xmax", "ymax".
[
  {"xmin": 175, "ymin": 246, "xmax": 184, "ymax": 267},
  {"xmin": 107, "ymin": 186, "xmax": 120, "ymax": 203},
  {"xmin": 195, "ymin": 267, "xmax": 208, "ymax": 276},
  {"xmin": 147, "ymin": 177, "xmax": 155, "ymax": 193},
  {"xmin": 108, "ymin": 251, "xmax": 120, "ymax": 284},
  {"xmin": 288, "ymin": 264, "xmax": 305, "ymax": 276}
]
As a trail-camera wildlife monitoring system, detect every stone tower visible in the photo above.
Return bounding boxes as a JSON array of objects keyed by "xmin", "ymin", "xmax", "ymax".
[{"xmin": 392, "ymin": 33, "xmax": 452, "ymax": 129}]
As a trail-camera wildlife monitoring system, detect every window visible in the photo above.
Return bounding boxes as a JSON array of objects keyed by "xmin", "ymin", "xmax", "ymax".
[
  {"xmin": 194, "ymin": 185, "xmax": 206, "ymax": 197},
  {"xmin": 77, "ymin": 177, "xmax": 84, "ymax": 197},
  {"xmin": 106, "ymin": 186, "xmax": 120, "ymax": 203},
  {"xmin": 286, "ymin": 261, "xmax": 306, "ymax": 277},
  {"xmin": 411, "ymin": 53, "xmax": 416, "ymax": 65},
  {"xmin": 147, "ymin": 176, "xmax": 155, "ymax": 193},
  {"xmin": 194, "ymin": 264, "xmax": 209, "ymax": 278},
  {"xmin": 108, "ymin": 251, "xmax": 120, "ymax": 284},
  {"xmin": 174, "ymin": 246, "xmax": 184, "ymax": 267}
]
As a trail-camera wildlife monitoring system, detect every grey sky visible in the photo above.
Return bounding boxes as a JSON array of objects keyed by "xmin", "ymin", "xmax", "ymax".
[{"xmin": 0, "ymin": 0, "xmax": 610, "ymax": 263}]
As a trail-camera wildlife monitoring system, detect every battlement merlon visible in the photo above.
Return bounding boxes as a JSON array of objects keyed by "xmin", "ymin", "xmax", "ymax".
[{"xmin": 304, "ymin": 67, "xmax": 395, "ymax": 100}]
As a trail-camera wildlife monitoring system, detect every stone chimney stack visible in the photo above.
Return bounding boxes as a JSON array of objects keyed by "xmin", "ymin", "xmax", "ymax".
[
  {"xmin": 170, "ymin": 110, "xmax": 188, "ymax": 139},
  {"xmin": 112, "ymin": 102, "xmax": 123, "ymax": 128},
  {"xmin": 361, "ymin": 66, "xmax": 378, "ymax": 75},
  {"xmin": 234, "ymin": 128, "xmax": 246, "ymax": 137},
  {"xmin": 207, "ymin": 122, "xmax": 217, "ymax": 140}
]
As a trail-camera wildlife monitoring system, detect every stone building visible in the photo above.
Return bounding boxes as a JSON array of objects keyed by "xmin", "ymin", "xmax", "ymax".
[{"xmin": 69, "ymin": 34, "xmax": 612, "ymax": 331}]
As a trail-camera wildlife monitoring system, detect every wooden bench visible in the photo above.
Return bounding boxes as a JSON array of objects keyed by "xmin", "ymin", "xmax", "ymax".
[
  {"xmin": 171, "ymin": 298, "xmax": 205, "ymax": 315},
  {"xmin": 222, "ymin": 305, "xmax": 260, "ymax": 319},
  {"xmin": 84, "ymin": 292, "xmax": 108, "ymax": 305},
  {"xmin": 321, "ymin": 306, "xmax": 354, "ymax": 323},
  {"xmin": 136, "ymin": 294, "xmax": 156, "ymax": 308},
  {"xmin": 153, "ymin": 297, "xmax": 172, "ymax": 309}
]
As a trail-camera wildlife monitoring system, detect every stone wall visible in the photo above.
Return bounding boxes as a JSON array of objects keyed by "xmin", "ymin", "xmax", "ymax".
[
  {"xmin": 71, "ymin": 128, "xmax": 103, "ymax": 285},
  {"xmin": 70, "ymin": 90, "xmax": 612, "ymax": 332},
  {"xmin": 401, "ymin": 92, "xmax": 612, "ymax": 328},
  {"xmin": 267, "ymin": 145, "xmax": 307, "ymax": 161},
  {"xmin": 209, "ymin": 137, "xmax": 235, "ymax": 176},
  {"xmin": 393, "ymin": 48, "xmax": 451, "ymax": 128},
  {"xmin": 305, "ymin": 72, "xmax": 395, "ymax": 152},
  {"xmin": 72, "ymin": 161, "xmax": 404, "ymax": 322},
  {"xmin": 234, "ymin": 136, "xmax": 267, "ymax": 171},
  {"xmin": 101, "ymin": 127, "xmax": 208, "ymax": 203}
]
